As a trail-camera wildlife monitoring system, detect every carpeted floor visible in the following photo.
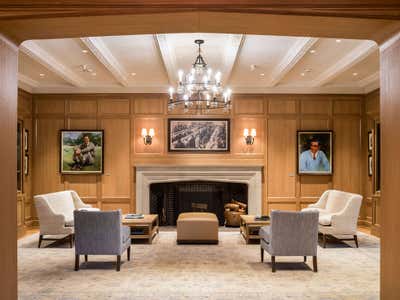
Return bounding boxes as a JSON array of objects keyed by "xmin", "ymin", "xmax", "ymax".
[{"xmin": 18, "ymin": 229, "xmax": 379, "ymax": 300}]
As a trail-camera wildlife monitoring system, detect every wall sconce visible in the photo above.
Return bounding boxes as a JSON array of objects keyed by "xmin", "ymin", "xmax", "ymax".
[
  {"xmin": 141, "ymin": 128, "xmax": 155, "ymax": 145},
  {"xmin": 243, "ymin": 128, "xmax": 256, "ymax": 145}
]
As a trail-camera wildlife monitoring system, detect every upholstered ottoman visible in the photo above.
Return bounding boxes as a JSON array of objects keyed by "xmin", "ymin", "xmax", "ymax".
[{"xmin": 177, "ymin": 212, "xmax": 219, "ymax": 244}]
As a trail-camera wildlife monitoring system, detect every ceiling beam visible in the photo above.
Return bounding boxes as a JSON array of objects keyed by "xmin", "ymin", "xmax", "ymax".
[
  {"xmin": 155, "ymin": 33, "xmax": 244, "ymax": 88},
  {"xmin": 221, "ymin": 34, "xmax": 244, "ymax": 86},
  {"xmin": 20, "ymin": 40, "xmax": 86, "ymax": 87},
  {"xmin": 81, "ymin": 37, "xmax": 129, "ymax": 87},
  {"xmin": 311, "ymin": 40, "xmax": 377, "ymax": 87},
  {"xmin": 153, "ymin": 34, "xmax": 177, "ymax": 86},
  {"xmin": 268, "ymin": 37, "xmax": 318, "ymax": 87}
]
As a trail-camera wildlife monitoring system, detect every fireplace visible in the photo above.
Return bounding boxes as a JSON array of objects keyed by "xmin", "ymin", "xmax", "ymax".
[
  {"xmin": 135, "ymin": 166, "xmax": 262, "ymax": 216},
  {"xmin": 150, "ymin": 181, "xmax": 248, "ymax": 225}
]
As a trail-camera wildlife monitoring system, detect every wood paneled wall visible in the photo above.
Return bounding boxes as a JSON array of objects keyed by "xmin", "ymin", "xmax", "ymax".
[
  {"xmin": 362, "ymin": 89, "xmax": 381, "ymax": 235},
  {"xmin": 381, "ymin": 36, "xmax": 400, "ymax": 299},
  {"xmin": 17, "ymin": 89, "xmax": 33, "ymax": 237},
  {"xmin": 29, "ymin": 93, "xmax": 367, "ymax": 219},
  {"xmin": 0, "ymin": 34, "xmax": 18, "ymax": 300}
]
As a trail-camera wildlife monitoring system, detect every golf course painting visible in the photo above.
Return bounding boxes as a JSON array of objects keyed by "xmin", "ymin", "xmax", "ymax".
[{"xmin": 60, "ymin": 130, "xmax": 104, "ymax": 174}]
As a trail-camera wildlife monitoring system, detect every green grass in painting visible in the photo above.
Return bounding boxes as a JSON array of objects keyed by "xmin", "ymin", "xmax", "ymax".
[{"xmin": 62, "ymin": 145, "xmax": 102, "ymax": 172}]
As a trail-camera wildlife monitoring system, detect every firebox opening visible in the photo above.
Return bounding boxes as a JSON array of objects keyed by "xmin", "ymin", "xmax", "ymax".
[{"xmin": 150, "ymin": 181, "xmax": 248, "ymax": 226}]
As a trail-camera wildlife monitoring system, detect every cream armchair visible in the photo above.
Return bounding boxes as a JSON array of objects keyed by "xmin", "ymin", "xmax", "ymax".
[
  {"xmin": 34, "ymin": 190, "xmax": 95, "ymax": 248},
  {"xmin": 302, "ymin": 190, "xmax": 362, "ymax": 248}
]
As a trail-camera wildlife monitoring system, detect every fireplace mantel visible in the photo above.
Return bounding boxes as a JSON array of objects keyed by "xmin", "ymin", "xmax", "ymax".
[{"xmin": 135, "ymin": 166, "xmax": 262, "ymax": 215}]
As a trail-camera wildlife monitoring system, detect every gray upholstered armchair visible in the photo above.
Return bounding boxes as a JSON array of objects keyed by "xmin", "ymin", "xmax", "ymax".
[
  {"xmin": 74, "ymin": 210, "xmax": 131, "ymax": 271},
  {"xmin": 260, "ymin": 210, "xmax": 319, "ymax": 272}
]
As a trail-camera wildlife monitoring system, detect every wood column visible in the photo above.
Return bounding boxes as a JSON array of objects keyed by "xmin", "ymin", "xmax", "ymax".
[
  {"xmin": 0, "ymin": 35, "xmax": 18, "ymax": 300},
  {"xmin": 380, "ymin": 33, "xmax": 400, "ymax": 300}
]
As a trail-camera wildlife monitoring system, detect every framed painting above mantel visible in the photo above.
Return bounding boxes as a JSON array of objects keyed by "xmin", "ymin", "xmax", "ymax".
[{"xmin": 168, "ymin": 119, "xmax": 230, "ymax": 152}]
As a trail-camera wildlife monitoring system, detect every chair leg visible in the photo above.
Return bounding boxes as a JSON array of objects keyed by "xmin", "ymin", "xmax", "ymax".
[
  {"xmin": 84, "ymin": 255, "xmax": 88, "ymax": 262},
  {"xmin": 323, "ymin": 234, "xmax": 327, "ymax": 248},
  {"xmin": 271, "ymin": 256, "xmax": 276, "ymax": 272},
  {"xmin": 304, "ymin": 256, "xmax": 307, "ymax": 262},
  {"xmin": 38, "ymin": 235, "xmax": 43, "ymax": 248},
  {"xmin": 354, "ymin": 235, "xmax": 359, "ymax": 248},
  {"xmin": 116, "ymin": 255, "xmax": 121, "ymax": 271},
  {"xmin": 260, "ymin": 247, "xmax": 264, "ymax": 262},
  {"xmin": 313, "ymin": 256, "xmax": 318, "ymax": 272},
  {"xmin": 127, "ymin": 246, "xmax": 131, "ymax": 261},
  {"xmin": 74, "ymin": 255, "xmax": 80, "ymax": 271},
  {"xmin": 69, "ymin": 234, "xmax": 73, "ymax": 248}
]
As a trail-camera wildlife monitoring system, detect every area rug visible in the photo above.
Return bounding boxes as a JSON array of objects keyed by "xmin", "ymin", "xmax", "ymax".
[{"xmin": 18, "ymin": 229, "xmax": 379, "ymax": 300}]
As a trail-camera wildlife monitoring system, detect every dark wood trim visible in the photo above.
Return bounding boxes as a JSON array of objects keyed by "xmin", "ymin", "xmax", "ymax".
[
  {"xmin": 74, "ymin": 255, "xmax": 80, "ymax": 271},
  {"xmin": 177, "ymin": 239, "xmax": 219, "ymax": 244},
  {"xmin": 271, "ymin": 256, "xmax": 276, "ymax": 272},
  {"xmin": 127, "ymin": 246, "xmax": 131, "ymax": 261},
  {"xmin": 260, "ymin": 247, "xmax": 264, "ymax": 262},
  {"xmin": 313, "ymin": 256, "xmax": 318, "ymax": 272},
  {"xmin": 116, "ymin": 255, "xmax": 121, "ymax": 272},
  {"xmin": 1, "ymin": 1, "xmax": 400, "ymax": 20}
]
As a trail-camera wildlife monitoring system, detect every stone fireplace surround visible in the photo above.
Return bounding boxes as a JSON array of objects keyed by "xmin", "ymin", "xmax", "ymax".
[{"xmin": 135, "ymin": 166, "xmax": 262, "ymax": 215}]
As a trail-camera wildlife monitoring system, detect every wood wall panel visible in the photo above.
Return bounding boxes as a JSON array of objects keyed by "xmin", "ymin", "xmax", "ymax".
[
  {"xmin": 35, "ymin": 98, "xmax": 65, "ymax": 114},
  {"xmin": 33, "ymin": 118, "xmax": 65, "ymax": 195},
  {"xmin": 333, "ymin": 118, "xmax": 361, "ymax": 193},
  {"xmin": 134, "ymin": 95, "xmax": 164, "ymax": 115},
  {"xmin": 68, "ymin": 99, "xmax": 97, "ymax": 115},
  {"xmin": 98, "ymin": 98, "xmax": 130, "ymax": 115},
  {"xmin": 301, "ymin": 99, "xmax": 331, "ymax": 115},
  {"xmin": 334, "ymin": 100, "xmax": 361, "ymax": 115},
  {"xmin": 268, "ymin": 98, "xmax": 296, "ymax": 114},
  {"xmin": 102, "ymin": 202, "xmax": 131, "ymax": 214},
  {"xmin": 267, "ymin": 118, "xmax": 297, "ymax": 197},
  {"xmin": 300, "ymin": 118, "xmax": 330, "ymax": 130},
  {"xmin": 234, "ymin": 95, "xmax": 265, "ymax": 115},
  {"xmin": 300, "ymin": 176, "xmax": 332, "ymax": 197},
  {"xmin": 381, "ymin": 37, "xmax": 400, "ymax": 300},
  {"xmin": 0, "ymin": 36, "xmax": 18, "ymax": 300},
  {"xmin": 268, "ymin": 203, "xmax": 297, "ymax": 212},
  {"xmin": 101, "ymin": 118, "xmax": 131, "ymax": 198}
]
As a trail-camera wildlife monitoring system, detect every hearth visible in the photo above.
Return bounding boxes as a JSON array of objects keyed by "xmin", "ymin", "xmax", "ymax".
[{"xmin": 150, "ymin": 181, "xmax": 248, "ymax": 225}]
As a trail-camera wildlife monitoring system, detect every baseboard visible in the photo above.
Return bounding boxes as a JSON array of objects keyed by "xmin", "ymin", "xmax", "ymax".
[{"xmin": 177, "ymin": 239, "xmax": 219, "ymax": 245}]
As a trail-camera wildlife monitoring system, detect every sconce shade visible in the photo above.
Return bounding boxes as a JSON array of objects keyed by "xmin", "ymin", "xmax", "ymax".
[
  {"xmin": 149, "ymin": 128, "xmax": 155, "ymax": 137},
  {"xmin": 141, "ymin": 128, "xmax": 148, "ymax": 137}
]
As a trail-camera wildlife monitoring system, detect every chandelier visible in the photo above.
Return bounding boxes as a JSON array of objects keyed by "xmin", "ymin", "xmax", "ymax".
[{"xmin": 168, "ymin": 39, "xmax": 232, "ymax": 113}]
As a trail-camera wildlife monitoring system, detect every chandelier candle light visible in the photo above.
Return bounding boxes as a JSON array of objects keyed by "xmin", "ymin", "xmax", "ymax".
[{"xmin": 168, "ymin": 39, "xmax": 232, "ymax": 113}]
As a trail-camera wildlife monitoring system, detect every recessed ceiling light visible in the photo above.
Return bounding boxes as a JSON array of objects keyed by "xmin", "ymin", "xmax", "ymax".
[
  {"xmin": 91, "ymin": 72, "xmax": 97, "ymax": 76},
  {"xmin": 39, "ymin": 73, "xmax": 45, "ymax": 77},
  {"xmin": 300, "ymin": 72, "xmax": 306, "ymax": 77},
  {"xmin": 82, "ymin": 49, "xmax": 89, "ymax": 53},
  {"xmin": 352, "ymin": 72, "xmax": 359, "ymax": 76},
  {"xmin": 336, "ymin": 39, "xmax": 342, "ymax": 43},
  {"xmin": 305, "ymin": 68, "xmax": 312, "ymax": 73},
  {"xmin": 260, "ymin": 73, "xmax": 265, "ymax": 77},
  {"xmin": 131, "ymin": 72, "xmax": 137, "ymax": 76},
  {"xmin": 310, "ymin": 49, "xmax": 316, "ymax": 54}
]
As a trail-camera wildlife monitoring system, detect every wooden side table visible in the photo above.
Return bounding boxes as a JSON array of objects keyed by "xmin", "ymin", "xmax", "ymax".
[
  {"xmin": 240, "ymin": 215, "xmax": 270, "ymax": 244},
  {"xmin": 122, "ymin": 214, "xmax": 159, "ymax": 244}
]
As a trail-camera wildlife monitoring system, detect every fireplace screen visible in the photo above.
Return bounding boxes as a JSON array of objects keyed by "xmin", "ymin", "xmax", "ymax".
[{"xmin": 150, "ymin": 181, "xmax": 247, "ymax": 226}]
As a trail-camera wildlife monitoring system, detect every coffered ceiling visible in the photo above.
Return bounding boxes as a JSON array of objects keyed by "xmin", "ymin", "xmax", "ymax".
[{"xmin": 18, "ymin": 33, "xmax": 379, "ymax": 94}]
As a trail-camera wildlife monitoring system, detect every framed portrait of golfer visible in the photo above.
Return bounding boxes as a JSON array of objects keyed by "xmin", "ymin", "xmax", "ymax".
[
  {"xmin": 60, "ymin": 130, "xmax": 104, "ymax": 174},
  {"xmin": 297, "ymin": 130, "xmax": 333, "ymax": 175},
  {"xmin": 168, "ymin": 119, "xmax": 230, "ymax": 152}
]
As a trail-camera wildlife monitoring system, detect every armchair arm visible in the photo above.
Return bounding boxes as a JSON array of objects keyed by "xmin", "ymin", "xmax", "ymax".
[
  {"xmin": 34, "ymin": 197, "xmax": 73, "ymax": 235},
  {"xmin": 330, "ymin": 195, "xmax": 362, "ymax": 233},
  {"xmin": 308, "ymin": 190, "xmax": 330, "ymax": 209},
  {"xmin": 71, "ymin": 190, "xmax": 92, "ymax": 209}
]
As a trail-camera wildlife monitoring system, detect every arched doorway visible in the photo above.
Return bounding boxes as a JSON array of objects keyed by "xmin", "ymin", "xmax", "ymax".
[{"xmin": 1, "ymin": 5, "xmax": 400, "ymax": 299}]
